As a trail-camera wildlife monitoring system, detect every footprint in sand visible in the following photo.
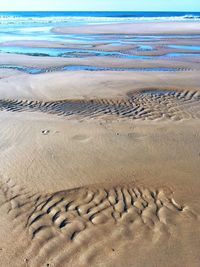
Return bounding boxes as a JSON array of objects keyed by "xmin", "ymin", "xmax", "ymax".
[{"xmin": 71, "ymin": 134, "xmax": 91, "ymax": 142}]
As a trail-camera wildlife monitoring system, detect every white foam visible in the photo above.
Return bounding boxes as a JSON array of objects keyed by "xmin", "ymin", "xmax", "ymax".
[{"xmin": 0, "ymin": 15, "xmax": 200, "ymax": 26}]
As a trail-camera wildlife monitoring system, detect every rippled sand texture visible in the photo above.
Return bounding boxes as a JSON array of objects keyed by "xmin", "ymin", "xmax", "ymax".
[
  {"xmin": 1, "ymin": 177, "xmax": 199, "ymax": 267},
  {"xmin": 0, "ymin": 89, "xmax": 200, "ymax": 120},
  {"xmin": 0, "ymin": 96, "xmax": 200, "ymax": 267}
]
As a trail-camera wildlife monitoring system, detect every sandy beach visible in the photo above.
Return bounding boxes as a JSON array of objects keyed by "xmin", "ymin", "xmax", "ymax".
[
  {"xmin": 0, "ymin": 20, "xmax": 200, "ymax": 267},
  {"xmin": 52, "ymin": 21, "xmax": 200, "ymax": 34}
]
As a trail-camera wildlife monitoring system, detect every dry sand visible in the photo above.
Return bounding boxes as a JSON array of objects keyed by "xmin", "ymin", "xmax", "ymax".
[{"xmin": 0, "ymin": 22, "xmax": 200, "ymax": 267}]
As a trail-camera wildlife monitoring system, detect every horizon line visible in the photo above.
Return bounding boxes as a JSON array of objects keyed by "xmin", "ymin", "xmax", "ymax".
[{"xmin": 0, "ymin": 10, "xmax": 200, "ymax": 12}]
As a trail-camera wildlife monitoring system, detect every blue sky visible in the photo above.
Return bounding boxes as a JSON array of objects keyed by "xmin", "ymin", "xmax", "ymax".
[{"xmin": 0, "ymin": 0, "xmax": 200, "ymax": 11}]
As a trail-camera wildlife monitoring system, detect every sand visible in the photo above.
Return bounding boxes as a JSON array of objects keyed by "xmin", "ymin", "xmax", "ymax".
[
  {"xmin": 1, "ymin": 111, "xmax": 200, "ymax": 267},
  {"xmin": 0, "ymin": 22, "xmax": 200, "ymax": 267},
  {"xmin": 52, "ymin": 21, "xmax": 200, "ymax": 35},
  {"xmin": 2, "ymin": 68, "xmax": 200, "ymax": 100}
]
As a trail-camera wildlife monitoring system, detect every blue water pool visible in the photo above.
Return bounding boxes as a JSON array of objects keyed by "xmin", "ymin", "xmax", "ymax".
[
  {"xmin": 0, "ymin": 45, "xmax": 152, "ymax": 58},
  {"xmin": 137, "ymin": 45, "xmax": 153, "ymax": 51},
  {"xmin": 168, "ymin": 45, "xmax": 200, "ymax": 51},
  {"xmin": 163, "ymin": 52, "xmax": 200, "ymax": 57},
  {"xmin": 0, "ymin": 64, "xmax": 188, "ymax": 74},
  {"xmin": 1, "ymin": 45, "xmax": 200, "ymax": 59}
]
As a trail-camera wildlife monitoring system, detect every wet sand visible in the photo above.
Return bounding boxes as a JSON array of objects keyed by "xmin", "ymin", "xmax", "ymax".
[
  {"xmin": 0, "ymin": 22, "xmax": 200, "ymax": 267},
  {"xmin": 53, "ymin": 21, "xmax": 200, "ymax": 34}
]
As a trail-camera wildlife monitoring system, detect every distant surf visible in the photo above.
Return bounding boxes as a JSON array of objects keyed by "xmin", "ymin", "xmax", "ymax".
[{"xmin": 0, "ymin": 11, "xmax": 200, "ymax": 26}]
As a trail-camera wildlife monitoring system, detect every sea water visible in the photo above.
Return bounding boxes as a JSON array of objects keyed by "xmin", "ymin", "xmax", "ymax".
[
  {"xmin": 1, "ymin": 11, "xmax": 200, "ymax": 72},
  {"xmin": 1, "ymin": 11, "xmax": 200, "ymax": 43}
]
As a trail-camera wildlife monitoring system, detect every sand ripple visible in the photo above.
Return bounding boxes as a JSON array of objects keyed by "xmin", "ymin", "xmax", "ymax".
[
  {"xmin": 0, "ymin": 89, "xmax": 200, "ymax": 120},
  {"xmin": 0, "ymin": 178, "xmax": 198, "ymax": 267}
]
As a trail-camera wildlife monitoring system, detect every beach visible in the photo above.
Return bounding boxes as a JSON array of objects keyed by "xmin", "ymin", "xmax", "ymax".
[
  {"xmin": 0, "ymin": 12, "xmax": 200, "ymax": 267},
  {"xmin": 53, "ymin": 21, "xmax": 200, "ymax": 34}
]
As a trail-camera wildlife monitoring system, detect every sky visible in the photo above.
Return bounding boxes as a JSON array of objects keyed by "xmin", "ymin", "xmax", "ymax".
[{"xmin": 0, "ymin": 0, "xmax": 200, "ymax": 12}]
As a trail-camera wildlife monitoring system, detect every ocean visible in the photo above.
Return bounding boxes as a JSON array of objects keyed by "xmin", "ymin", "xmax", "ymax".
[
  {"xmin": 0, "ymin": 11, "xmax": 200, "ymax": 42},
  {"xmin": 0, "ymin": 11, "xmax": 200, "ymax": 66},
  {"xmin": 1, "ymin": 11, "xmax": 200, "ymax": 25}
]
